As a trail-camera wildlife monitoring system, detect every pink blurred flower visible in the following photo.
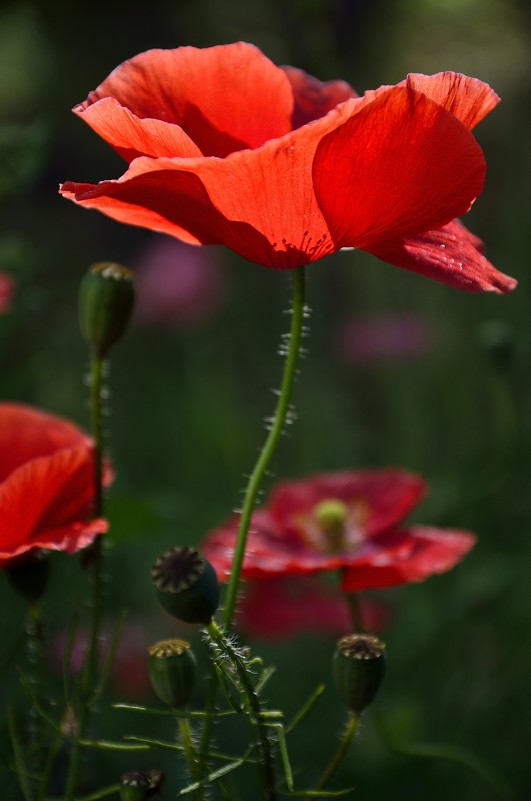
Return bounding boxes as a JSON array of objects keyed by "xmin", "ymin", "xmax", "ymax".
[
  {"xmin": 336, "ymin": 312, "xmax": 434, "ymax": 363},
  {"xmin": 49, "ymin": 619, "xmax": 151, "ymax": 698},
  {"xmin": 237, "ymin": 576, "xmax": 389, "ymax": 640},
  {"xmin": 133, "ymin": 236, "xmax": 226, "ymax": 327},
  {"xmin": 0, "ymin": 273, "xmax": 15, "ymax": 314}
]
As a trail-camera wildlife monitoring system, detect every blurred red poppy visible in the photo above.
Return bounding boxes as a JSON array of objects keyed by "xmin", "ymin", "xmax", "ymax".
[
  {"xmin": 0, "ymin": 273, "xmax": 14, "ymax": 314},
  {"xmin": 61, "ymin": 43, "xmax": 516, "ymax": 294},
  {"xmin": 0, "ymin": 403, "xmax": 110, "ymax": 567},
  {"xmin": 202, "ymin": 470, "xmax": 475, "ymax": 592}
]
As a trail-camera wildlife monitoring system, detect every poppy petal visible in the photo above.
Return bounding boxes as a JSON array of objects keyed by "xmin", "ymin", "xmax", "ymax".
[
  {"xmin": 313, "ymin": 84, "xmax": 486, "ymax": 249},
  {"xmin": 365, "ymin": 219, "xmax": 517, "ymax": 293},
  {"xmin": 281, "ymin": 65, "xmax": 358, "ymax": 128},
  {"xmin": 406, "ymin": 72, "xmax": 500, "ymax": 130},
  {"xmin": 0, "ymin": 403, "xmax": 90, "ymax": 481},
  {"xmin": 0, "ymin": 519, "xmax": 108, "ymax": 566},
  {"xmin": 340, "ymin": 526, "xmax": 476, "ymax": 592},
  {"xmin": 269, "ymin": 469, "xmax": 426, "ymax": 537},
  {"xmin": 75, "ymin": 97, "xmax": 203, "ymax": 162},
  {"xmin": 0, "ymin": 447, "xmax": 99, "ymax": 554},
  {"xmin": 79, "ymin": 43, "xmax": 295, "ymax": 157},
  {"xmin": 65, "ymin": 94, "xmax": 414, "ymax": 268}
]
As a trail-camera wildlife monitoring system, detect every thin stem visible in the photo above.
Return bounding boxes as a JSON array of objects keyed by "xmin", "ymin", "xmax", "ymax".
[
  {"xmin": 25, "ymin": 603, "xmax": 44, "ymax": 755},
  {"xmin": 64, "ymin": 354, "xmax": 106, "ymax": 800},
  {"xmin": 199, "ymin": 660, "xmax": 220, "ymax": 761},
  {"xmin": 344, "ymin": 591, "xmax": 365, "ymax": 633},
  {"xmin": 177, "ymin": 716, "xmax": 204, "ymax": 801},
  {"xmin": 373, "ymin": 707, "xmax": 513, "ymax": 799},
  {"xmin": 90, "ymin": 356, "xmax": 104, "ymax": 519},
  {"xmin": 207, "ymin": 621, "xmax": 276, "ymax": 801},
  {"xmin": 314, "ymin": 713, "xmax": 360, "ymax": 793},
  {"xmin": 224, "ymin": 266, "xmax": 306, "ymax": 627}
]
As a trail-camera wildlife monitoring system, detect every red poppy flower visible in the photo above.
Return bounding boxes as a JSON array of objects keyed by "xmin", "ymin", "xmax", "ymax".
[
  {"xmin": 202, "ymin": 470, "xmax": 476, "ymax": 592},
  {"xmin": 0, "ymin": 403, "xmax": 110, "ymax": 567},
  {"xmin": 60, "ymin": 43, "xmax": 516, "ymax": 294}
]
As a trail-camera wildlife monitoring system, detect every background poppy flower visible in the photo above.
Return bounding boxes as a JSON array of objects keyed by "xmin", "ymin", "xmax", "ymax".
[
  {"xmin": 60, "ymin": 42, "xmax": 516, "ymax": 294},
  {"xmin": 202, "ymin": 469, "xmax": 476, "ymax": 592},
  {"xmin": 0, "ymin": 403, "xmax": 110, "ymax": 567}
]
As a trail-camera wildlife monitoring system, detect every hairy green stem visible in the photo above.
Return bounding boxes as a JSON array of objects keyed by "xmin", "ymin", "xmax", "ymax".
[
  {"xmin": 223, "ymin": 266, "xmax": 306, "ymax": 627},
  {"xmin": 207, "ymin": 621, "xmax": 276, "ymax": 801},
  {"xmin": 177, "ymin": 716, "xmax": 204, "ymax": 801},
  {"xmin": 64, "ymin": 355, "xmax": 106, "ymax": 799},
  {"xmin": 314, "ymin": 713, "xmax": 360, "ymax": 793}
]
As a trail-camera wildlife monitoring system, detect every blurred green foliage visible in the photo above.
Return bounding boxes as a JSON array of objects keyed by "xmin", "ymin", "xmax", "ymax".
[{"xmin": 0, "ymin": 0, "xmax": 530, "ymax": 799}]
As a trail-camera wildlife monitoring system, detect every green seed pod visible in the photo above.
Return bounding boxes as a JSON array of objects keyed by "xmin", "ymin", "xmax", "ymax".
[
  {"xmin": 333, "ymin": 633, "xmax": 386, "ymax": 714},
  {"xmin": 151, "ymin": 546, "xmax": 219, "ymax": 625},
  {"xmin": 149, "ymin": 639, "xmax": 196, "ymax": 708},
  {"xmin": 119, "ymin": 769, "xmax": 164, "ymax": 800},
  {"xmin": 79, "ymin": 262, "xmax": 135, "ymax": 358}
]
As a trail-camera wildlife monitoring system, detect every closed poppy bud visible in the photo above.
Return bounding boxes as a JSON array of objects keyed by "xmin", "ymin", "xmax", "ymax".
[
  {"xmin": 6, "ymin": 553, "xmax": 50, "ymax": 604},
  {"xmin": 79, "ymin": 262, "xmax": 135, "ymax": 358},
  {"xmin": 119, "ymin": 769, "xmax": 164, "ymax": 800},
  {"xmin": 151, "ymin": 546, "xmax": 219, "ymax": 625},
  {"xmin": 333, "ymin": 633, "xmax": 386, "ymax": 714},
  {"xmin": 148, "ymin": 639, "xmax": 196, "ymax": 708}
]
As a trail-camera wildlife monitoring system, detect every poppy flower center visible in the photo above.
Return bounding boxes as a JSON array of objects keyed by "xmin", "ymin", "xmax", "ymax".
[{"xmin": 300, "ymin": 497, "xmax": 369, "ymax": 554}]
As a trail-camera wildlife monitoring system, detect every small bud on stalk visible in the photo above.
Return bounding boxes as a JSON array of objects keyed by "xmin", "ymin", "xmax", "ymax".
[
  {"xmin": 119, "ymin": 769, "xmax": 164, "ymax": 800},
  {"xmin": 149, "ymin": 639, "xmax": 196, "ymax": 708},
  {"xmin": 333, "ymin": 633, "xmax": 386, "ymax": 714},
  {"xmin": 79, "ymin": 262, "xmax": 135, "ymax": 358},
  {"xmin": 151, "ymin": 546, "xmax": 219, "ymax": 624}
]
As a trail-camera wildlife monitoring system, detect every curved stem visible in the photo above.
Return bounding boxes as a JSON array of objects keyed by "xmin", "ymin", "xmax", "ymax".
[
  {"xmin": 223, "ymin": 266, "xmax": 306, "ymax": 627},
  {"xmin": 177, "ymin": 716, "xmax": 204, "ymax": 801},
  {"xmin": 373, "ymin": 707, "xmax": 513, "ymax": 799},
  {"xmin": 314, "ymin": 712, "xmax": 360, "ymax": 792},
  {"xmin": 207, "ymin": 621, "xmax": 276, "ymax": 801},
  {"xmin": 64, "ymin": 355, "xmax": 106, "ymax": 800}
]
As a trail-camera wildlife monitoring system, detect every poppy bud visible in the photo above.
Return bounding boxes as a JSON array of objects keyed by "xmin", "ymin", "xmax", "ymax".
[
  {"xmin": 333, "ymin": 633, "xmax": 386, "ymax": 714},
  {"xmin": 151, "ymin": 546, "xmax": 219, "ymax": 625},
  {"xmin": 6, "ymin": 552, "xmax": 50, "ymax": 604},
  {"xmin": 79, "ymin": 262, "xmax": 135, "ymax": 358},
  {"xmin": 148, "ymin": 639, "xmax": 196, "ymax": 708},
  {"xmin": 119, "ymin": 769, "xmax": 164, "ymax": 800}
]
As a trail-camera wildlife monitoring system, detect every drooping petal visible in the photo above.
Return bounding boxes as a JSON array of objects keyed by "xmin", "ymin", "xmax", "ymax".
[
  {"xmin": 237, "ymin": 577, "xmax": 353, "ymax": 639},
  {"xmin": 0, "ymin": 403, "xmax": 90, "ymax": 481},
  {"xmin": 406, "ymin": 72, "xmax": 500, "ymax": 130},
  {"xmin": 340, "ymin": 526, "xmax": 476, "ymax": 592},
  {"xmin": 79, "ymin": 43, "xmax": 296, "ymax": 157},
  {"xmin": 281, "ymin": 65, "xmax": 358, "ymax": 128},
  {"xmin": 0, "ymin": 519, "xmax": 108, "ymax": 566},
  {"xmin": 365, "ymin": 219, "xmax": 517, "ymax": 293},
  {"xmin": 0, "ymin": 447, "xmax": 102, "ymax": 556},
  {"xmin": 313, "ymin": 84, "xmax": 486, "ymax": 250},
  {"xmin": 75, "ymin": 97, "xmax": 203, "ymax": 163},
  {"xmin": 269, "ymin": 469, "xmax": 426, "ymax": 537}
]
